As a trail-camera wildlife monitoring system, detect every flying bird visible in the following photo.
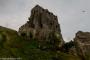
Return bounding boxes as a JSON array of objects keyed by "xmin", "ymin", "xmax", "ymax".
[{"xmin": 82, "ymin": 10, "xmax": 86, "ymax": 13}]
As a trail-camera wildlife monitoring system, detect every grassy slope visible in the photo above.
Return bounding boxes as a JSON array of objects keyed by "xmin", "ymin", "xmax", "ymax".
[{"xmin": 0, "ymin": 26, "xmax": 80, "ymax": 60}]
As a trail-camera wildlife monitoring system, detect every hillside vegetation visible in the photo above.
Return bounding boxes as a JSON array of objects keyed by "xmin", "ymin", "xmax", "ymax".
[{"xmin": 0, "ymin": 26, "xmax": 80, "ymax": 60}]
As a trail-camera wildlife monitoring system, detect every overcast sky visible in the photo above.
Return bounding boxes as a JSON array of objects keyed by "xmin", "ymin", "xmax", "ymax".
[{"xmin": 0, "ymin": 0, "xmax": 90, "ymax": 42}]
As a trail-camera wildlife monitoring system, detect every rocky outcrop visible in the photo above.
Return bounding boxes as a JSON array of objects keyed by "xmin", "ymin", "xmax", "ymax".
[
  {"xmin": 2, "ymin": 4, "xmax": 90, "ymax": 60},
  {"xmin": 19, "ymin": 5, "xmax": 64, "ymax": 50},
  {"xmin": 74, "ymin": 31, "xmax": 90, "ymax": 60}
]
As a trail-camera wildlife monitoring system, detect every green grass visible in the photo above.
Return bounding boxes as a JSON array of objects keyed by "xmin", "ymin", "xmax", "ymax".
[{"xmin": 0, "ymin": 26, "xmax": 81, "ymax": 60}]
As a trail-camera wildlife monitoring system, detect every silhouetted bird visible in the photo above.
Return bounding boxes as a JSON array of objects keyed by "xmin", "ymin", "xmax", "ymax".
[{"xmin": 82, "ymin": 10, "xmax": 86, "ymax": 13}]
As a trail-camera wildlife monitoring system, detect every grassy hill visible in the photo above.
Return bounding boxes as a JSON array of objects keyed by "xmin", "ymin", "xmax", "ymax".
[{"xmin": 0, "ymin": 26, "xmax": 80, "ymax": 60}]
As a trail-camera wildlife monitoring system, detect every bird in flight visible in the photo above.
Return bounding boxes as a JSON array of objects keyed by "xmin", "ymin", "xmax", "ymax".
[{"xmin": 82, "ymin": 10, "xmax": 86, "ymax": 13}]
